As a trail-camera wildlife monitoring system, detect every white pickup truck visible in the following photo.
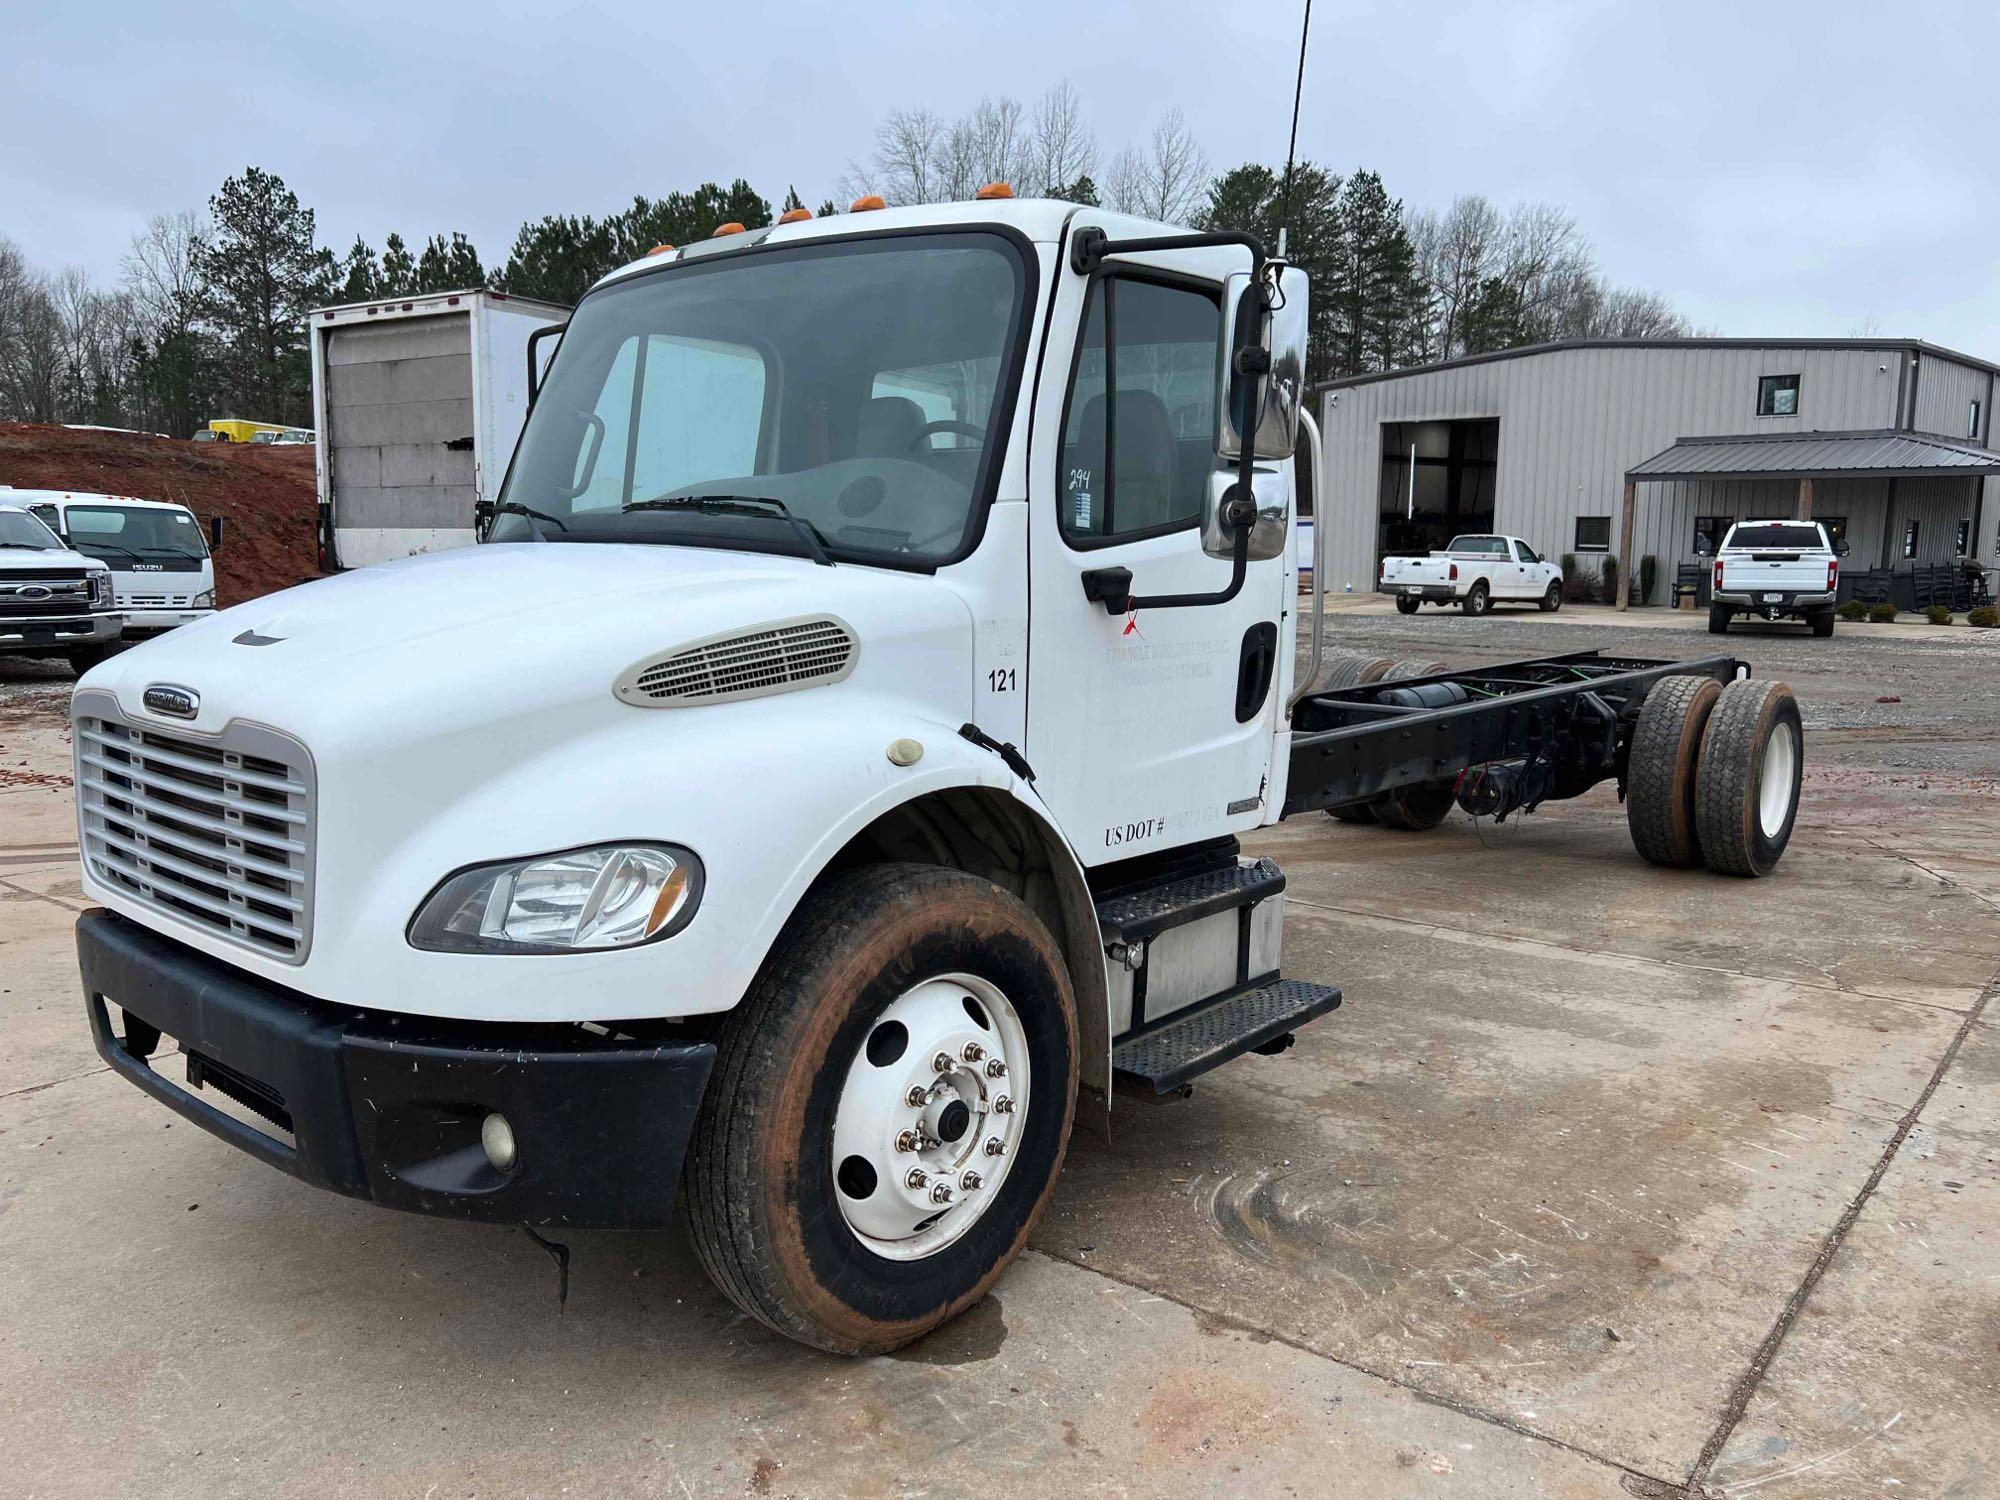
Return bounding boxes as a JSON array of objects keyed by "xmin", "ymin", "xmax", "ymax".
[
  {"xmin": 1706, "ymin": 520, "xmax": 1843, "ymax": 637},
  {"xmin": 1380, "ymin": 534, "xmax": 1564, "ymax": 616}
]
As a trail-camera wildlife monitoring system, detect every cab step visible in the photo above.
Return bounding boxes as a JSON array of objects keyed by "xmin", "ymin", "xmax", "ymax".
[
  {"xmin": 1112, "ymin": 977, "xmax": 1342, "ymax": 1094},
  {"xmin": 1095, "ymin": 855, "xmax": 1285, "ymax": 946}
]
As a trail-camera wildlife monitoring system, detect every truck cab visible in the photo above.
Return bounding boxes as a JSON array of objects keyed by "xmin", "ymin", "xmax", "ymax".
[
  {"xmin": 0, "ymin": 503, "xmax": 120, "ymax": 671},
  {"xmin": 68, "ymin": 197, "xmax": 1803, "ymax": 1358},
  {"xmin": 16, "ymin": 491, "xmax": 220, "ymax": 639}
]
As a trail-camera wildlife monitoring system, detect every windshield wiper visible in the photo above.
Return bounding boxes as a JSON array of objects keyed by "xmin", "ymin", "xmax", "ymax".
[
  {"xmin": 488, "ymin": 500, "xmax": 569, "ymax": 538},
  {"xmin": 0, "ymin": 541, "xmax": 55, "ymax": 551},
  {"xmin": 623, "ymin": 494, "xmax": 833, "ymax": 567}
]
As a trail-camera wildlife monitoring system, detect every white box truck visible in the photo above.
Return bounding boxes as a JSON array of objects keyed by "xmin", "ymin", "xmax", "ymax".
[{"xmin": 309, "ymin": 289, "xmax": 569, "ymax": 569}]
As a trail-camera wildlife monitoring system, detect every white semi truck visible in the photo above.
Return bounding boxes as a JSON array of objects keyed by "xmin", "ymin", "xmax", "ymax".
[
  {"xmin": 71, "ymin": 198, "xmax": 1805, "ymax": 1355},
  {"xmin": 309, "ymin": 288, "xmax": 569, "ymax": 569}
]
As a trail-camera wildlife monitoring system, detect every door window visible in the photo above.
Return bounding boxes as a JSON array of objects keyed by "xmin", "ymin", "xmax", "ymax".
[
  {"xmin": 1059, "ymin": 276, "xmax": 1221, "ymax": 546},
  {"xmin": 1513, "ymin": 540, "xmax": 1539, "ymax": 563}
]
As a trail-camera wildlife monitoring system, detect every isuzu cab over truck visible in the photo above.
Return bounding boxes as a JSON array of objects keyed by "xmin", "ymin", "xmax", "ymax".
[{"xmin": 70, "ymin": 197, "xmax": 1807, "ymax": 1355}]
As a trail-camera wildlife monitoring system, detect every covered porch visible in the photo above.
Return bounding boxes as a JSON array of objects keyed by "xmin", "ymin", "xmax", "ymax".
[{"xmin": 1616, "ymin": 429, "xmax": 2000, "ymax": 609}]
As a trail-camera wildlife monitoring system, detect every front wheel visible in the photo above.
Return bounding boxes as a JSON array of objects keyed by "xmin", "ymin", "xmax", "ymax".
[
  {"xmin": 1460, "ymin": 582, "xmax": 1491, "ymax": 616},
  {"xmin": 684, "ymin": 864, "xmax": 1077, "ymax": 1354},
  {"xmin": 1540, "ymin": 581, "xmax": 1563, "ymax": 612},
  {"xmin": 1395, "ymin": 596, "xmax": 1420, "ymax": 615}
]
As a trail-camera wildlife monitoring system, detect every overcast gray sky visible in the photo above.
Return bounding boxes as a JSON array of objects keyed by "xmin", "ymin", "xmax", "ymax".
[{"xmin": 6, "ymin": 0, "xmax": 1997, "ymax": 357}]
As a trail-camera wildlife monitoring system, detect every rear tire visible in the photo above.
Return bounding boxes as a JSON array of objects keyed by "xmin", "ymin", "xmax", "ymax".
[
  {"xmin": 1809, "ymin": 609, "xmax": 1835, "ymax": 638},
  {"xmin": 1327, "ymin": 801, "xmax": 1378, "ymax": 825},
  {"xmin": 1694, "ymin": 680, "xmax": 1803, "ymax": 877},
  {"xmin": 1395, "ymin": 596, "xmax": 1420, "ymax": 615},
  {"xmin": 1625, "ymin": 675, "xmax": 1722, "ymax": 867},
  {"xmin": 68, "ymin": 644, "xmax": 118, "ymax": 676},
  {"xmin": 1540, "ymin": 582, "xmax": 1563, "ymax": 612},
  {"xmin": 1460, "ymin": 582, "xmax": 1490, "ymax": 616},
  {"xmin": 684, "ymin": 864, "xmax": 1077, "ymax": 1354},
  {"xmin": 1374, "ymin": 781, "xmax": 1456, "ymax": 831},
  {"xmin": 1708, "ymin": 603, "xmax": 1733, "ymax": 635}
]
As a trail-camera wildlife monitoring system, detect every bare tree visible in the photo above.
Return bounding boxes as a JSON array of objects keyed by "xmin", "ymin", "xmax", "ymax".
[
  {"xmin": 1028, "ymin": 81, "xmax": 1094, "ymax": 196},
  {"xmin": 1117, "ymin": 109, "xmax": 1209, "ymax": 224},
  {"xmin": 123, "ymin": 210, "xmax": 207, "ymax": 340},
  {"xmin": 1102, "ymin": 145, "xmax": 1146, "ymax": 215},
  {"xmin": 844, "ymin": 106, "xmax": 946, "ymax": 206},
  {"xmin": 1409, "ymin": 194, "xmax": 1503, "ymax": 360}
]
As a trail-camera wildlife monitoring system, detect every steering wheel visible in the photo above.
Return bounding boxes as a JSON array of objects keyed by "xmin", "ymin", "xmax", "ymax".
[{"xmin": 907, "ymin": 419, "xmax": 986, "ymax": 450}]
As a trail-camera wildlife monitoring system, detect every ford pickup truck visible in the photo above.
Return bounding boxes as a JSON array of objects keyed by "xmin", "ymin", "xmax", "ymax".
[
  {"xmin": 1706, "ymin": 520, "xmax": 1842, "ymax": 637},
  {"xmin": 0, "ymin": 504, "xmax": 121, "ymax": 672},
  {"xmin": 1379, "ymin": 534, "xmax": 1564, "ymax": 615}
]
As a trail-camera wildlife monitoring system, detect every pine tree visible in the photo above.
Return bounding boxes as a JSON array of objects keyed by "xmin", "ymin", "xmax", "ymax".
[
  {"xmin": 380, "ymin": 233, "xmax": 417, "ymax": 296},
  {"xmin": 1198, "ymin": 161, "xmax": 1343, "ymax": 384},
  {"xmin": 1061, "ymin": 173, "xmax": 1100, "ymax": 207},
  {"xmin": 414, "ymin": 232, "xmax": 484, "ymax": 293},
  {"xmin": 338, "ymin": 237, "xmax": 381, "ymax": 301},
  {"xmin": 782, "ymin": 186, "xmax": 806, "ymax": 214},
  {"xmin": 192, "ymin": 167, "xmax": 324, "ymax": 423},
  {"xmin": 1324, "ymin": 170, "xmax": 1427, "ymax": 378}
]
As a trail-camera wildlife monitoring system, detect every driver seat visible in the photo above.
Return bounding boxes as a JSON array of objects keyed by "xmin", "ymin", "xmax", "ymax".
[{"xmin": 855, "ymin": 396, "xmax": 926, "ymax": 457}]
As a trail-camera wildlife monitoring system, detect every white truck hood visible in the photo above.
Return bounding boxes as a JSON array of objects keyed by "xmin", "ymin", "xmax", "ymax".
[
  {"xmin": 2, "ymin": 544, "xmax": 106, "ymax": 573},
  {"xmin": 79, "ymin": 541, "xmax": 973, "ymax": 753}
]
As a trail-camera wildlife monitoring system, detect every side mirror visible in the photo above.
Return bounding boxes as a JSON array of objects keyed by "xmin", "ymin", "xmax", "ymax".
[
  {"xmin": 1835, "ymin": 539, "xmax": 1851, "ymax": 557},
  {"xmin": 1201, "ymin": 471, "xmax": 1289, "ymax": 562},
  {"xmin": 527, "ymin": 322, "xmax": 567, "ymax": 403},
  {"xmin": 209, "ymin": 516, "xmax": 225, "ymax": 552},
  {"xmin": 1219, "ymin": 265, "xmax": 1308, "ymax": 461},
  {"xmin": 1694, "ymin": 536, "xmax": 1712, "ymax": 556}
]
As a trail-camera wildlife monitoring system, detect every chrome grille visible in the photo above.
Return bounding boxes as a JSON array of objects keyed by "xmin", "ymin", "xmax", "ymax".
[
  {"xmin": 619, "ymin": 618, "xmax": 857, "ymax": 707},
  {"xmin": 74, "ymin": 699, "xmax": 315, "ymax": 963},
  {"xmin": 0, "ymin": 576, "xmax": 93, "ymax": 616}
]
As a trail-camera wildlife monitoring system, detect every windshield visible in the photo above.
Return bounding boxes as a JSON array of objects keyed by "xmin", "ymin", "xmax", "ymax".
[
  {"xmin": 0, "ymin": 509, "xmax": 63, "ymax": 550},
  {"xmin": 63, "ymin": 504, "xmax": 209, "ymax": 560},
  {"xmin": 1727, "ymin": 523, "xmax": 1822, "ymax": 550},
  {"xmin": 499, "ymin": 231, "xmax": 1030, "ymax": 567}
]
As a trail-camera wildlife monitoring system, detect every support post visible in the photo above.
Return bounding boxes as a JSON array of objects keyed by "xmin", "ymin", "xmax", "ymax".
[
  {"xmin": 1616, "ymin": 478, "xmax": 1636, "ymax": 611},
  {"xmin": 1797, "ymin": 475, "xmax": 1814, "ymax": 520}
]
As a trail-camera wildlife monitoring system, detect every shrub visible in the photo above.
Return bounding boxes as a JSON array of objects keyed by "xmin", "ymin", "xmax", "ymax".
[
  {"xmin": 1924, "ymin": 604, "xmax": 1952, "ymax": 625},
  {"xmin": 1837, "ymin": 600, "xmax": 1869, "ymax": 621},
  {"xmin": 1969, "ymin": 606, "xmax": 1998, "ymax": 628},
  {"xmin": 1599, "ymin": 555, "xmax": 1619, "ymax": 604},
  {"xmin": 1867, "ymin": 602, "xmax": 1898, "ymax": 623}
]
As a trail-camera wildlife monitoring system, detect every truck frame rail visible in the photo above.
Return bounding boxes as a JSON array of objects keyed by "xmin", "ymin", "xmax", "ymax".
[{"xmin": 1283, "ymin": 650, "xmax": 1747, "ymax": 818}]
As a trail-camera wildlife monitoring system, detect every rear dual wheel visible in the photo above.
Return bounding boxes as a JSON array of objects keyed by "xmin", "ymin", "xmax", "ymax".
[
  {"xmin": 1626, "ymin": 676, "xmax": 1802, "ymax": 876},
  {"xmin": 685, "ymin": 865, "xmax": 1076, "ymax": 1354}
]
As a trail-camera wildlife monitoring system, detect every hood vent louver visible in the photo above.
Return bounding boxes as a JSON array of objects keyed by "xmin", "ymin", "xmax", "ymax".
[{"xmin": 614, "ymin": 616, "xmax": 858, "ymax": 708}]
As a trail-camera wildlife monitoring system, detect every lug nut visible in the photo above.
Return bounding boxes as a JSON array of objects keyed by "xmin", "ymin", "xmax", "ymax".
[
  {"xmin": 932, "ymin": 1051, "xmax": 954, "ymax": 1074},
  {"xmin": 984, "ymin": 1059, "xmax": 1006, "ymax": 1078},
  {"xmin": 959, "ymin": 1170, "xmax": 982, "ymax": 1191},
  {"xmin": 895, "ymin": 1130, "xmax": 921, "ymax": 1152},
  {"xmin": 984, "ymin": 1137, "xmax": 1006, "ymax": 1156},
  {"xmin": 929, "ymin": 1183, "xmax": 954, "ymax": 1204},
  {"xmin": 992, "ymin": 1095, "xmax": 1015, "ymax": 1114},
  {"xmin": 904, "ymin": 1085, "xmax": 928, "ymax": 1108},
  {"xmin": 905, "ymin": 1168, "xmax": 929, "ymax": 1189},
  {"xmin": 961, "ymin": 1042, "xmax": 985, "ymax": 1062}
]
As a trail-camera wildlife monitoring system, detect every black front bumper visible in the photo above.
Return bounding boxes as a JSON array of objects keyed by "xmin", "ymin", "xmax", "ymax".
[{"xmin": 78, "ymin": 908, "xmax": 715, "ymax": 1229}]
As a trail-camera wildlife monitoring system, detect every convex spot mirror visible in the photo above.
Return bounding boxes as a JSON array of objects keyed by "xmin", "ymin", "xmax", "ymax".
[{"xmin": 1219, "ymin": 264, "xmax": 1309, "ymax": 462}]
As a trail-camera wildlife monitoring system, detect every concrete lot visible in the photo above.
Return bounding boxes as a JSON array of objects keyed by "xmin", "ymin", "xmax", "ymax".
[{"xmin": 1, "ymin": 611, "xmax": 1995, "ymax": 1498}]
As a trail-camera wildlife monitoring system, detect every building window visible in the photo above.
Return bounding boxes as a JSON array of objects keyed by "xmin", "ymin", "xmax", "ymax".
[
  {"xmin": 1958, "ymin": 518, "xmax": 1972, "ymax": 555},
  {"xmin": 1902, "ymin": 519, "xmax": 1920, "ymax": 559},
  {"xmin": 1971, "ymin": 400, "xmax": 1984, "ymax": 440},
  {"xmin": 1694, "ymin": 514, "xmax": 1730, "ymax": 554},
  {"xmin": 1757, "ymin": 374, "xmax": 1801, "ymax": 417},
  {"xmin": 1575, "ymin": 515, "xmax": 1611, "ymax": 552},
  {"xmin": 1819, "ymin": 515, "xmax": 1847, "ymax": 552}
]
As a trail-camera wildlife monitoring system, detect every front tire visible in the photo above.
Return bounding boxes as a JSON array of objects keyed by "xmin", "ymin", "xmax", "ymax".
[
  {"xmin": 68, "ymin": 644, "xmax": 119, "ymax": 676},
  {"xmin": 684, "ymin": 864, "xmax": 1077, "ymax": 1354},
  {"xmin": 1540, "ymin": 581, "xmax": 1563, "ymax": 612},
  {"xmin": 1708, "ymin": 603, "xmax": 1733, "ymax": 635},
  {"xmin": 1374, "ymin": 781, "xmax": 1457, "ymax": 831},
  {"xmin": 1460, "ymin": 582, "xmax": 1491, "ymax": 616}
]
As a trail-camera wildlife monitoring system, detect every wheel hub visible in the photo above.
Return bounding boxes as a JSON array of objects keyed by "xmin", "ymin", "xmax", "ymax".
[{"xmin": 830, "ymin": 974, "xmax": 1031, "ymax": 1260}]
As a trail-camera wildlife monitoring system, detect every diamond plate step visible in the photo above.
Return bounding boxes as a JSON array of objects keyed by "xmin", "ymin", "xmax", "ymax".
[
  {"xmin": 1112, "ymin": 977, "xmax": 1342, "ymax": 1094},
  {"xmin": 1094, "ymin": 856, "xmax": 1285, "ymax": 946}
]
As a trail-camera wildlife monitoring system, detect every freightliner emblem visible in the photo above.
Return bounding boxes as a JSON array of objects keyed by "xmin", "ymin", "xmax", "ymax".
[{"xmin": 142, "ymin": 684, "xmax": 200, "ymax": 719}]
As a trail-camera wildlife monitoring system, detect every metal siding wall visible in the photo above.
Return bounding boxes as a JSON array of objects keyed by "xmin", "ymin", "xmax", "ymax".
[
  {"xmin": 1895, "ymin": 475, "xmax": 1978, "ymax": 561},
  {"xmin": 1911, "ymin": 356, "xmax": 1988, "ymax": 440},
  {"xmin": 1318, "ymin": 346, "xmax": 1907, "ymax": 597}
]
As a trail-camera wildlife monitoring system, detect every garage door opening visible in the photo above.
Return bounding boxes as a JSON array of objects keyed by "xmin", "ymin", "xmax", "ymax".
[{"xmin": 1379, "ymin": 419, "xmax": 1498, "ymax": 564}]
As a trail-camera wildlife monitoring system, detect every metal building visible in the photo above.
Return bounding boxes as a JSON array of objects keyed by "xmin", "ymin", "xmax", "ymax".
[{"xmin": 1313, "ymin": 339, "xmax": 2000, "ymax": 605}]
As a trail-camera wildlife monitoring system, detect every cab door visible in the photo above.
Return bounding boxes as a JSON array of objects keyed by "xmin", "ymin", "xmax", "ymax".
[{"xmin": 1023, "ymin": 216, "xmax": 1290, "ymax": 867}]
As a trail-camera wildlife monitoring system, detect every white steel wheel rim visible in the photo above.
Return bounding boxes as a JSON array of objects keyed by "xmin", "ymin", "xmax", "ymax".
[
  {"xmin": 830, "ymin": 973, "xmax": 1031, "ymax": 1262},
  {"xmin": 1758, "ymin": 720, "xmax": 1798, "ymax": 837}
]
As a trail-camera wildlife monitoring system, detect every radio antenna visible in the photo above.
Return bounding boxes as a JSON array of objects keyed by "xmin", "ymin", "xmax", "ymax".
[{"xmin": 1276, "ymin": 0, "xmax": 1313, "ymax": 259}]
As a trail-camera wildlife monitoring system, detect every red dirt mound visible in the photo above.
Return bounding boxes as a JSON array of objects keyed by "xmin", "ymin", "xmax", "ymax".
[{"xmin": 0, "ymin": 423, "xmax": 319, "ymax": 608}]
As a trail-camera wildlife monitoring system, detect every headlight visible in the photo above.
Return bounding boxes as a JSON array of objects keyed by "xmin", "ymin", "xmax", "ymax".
[
  {"xmin": 191, "ymin": 589, "xmax": 214, "ymax": 609},
  {"xmin": 91, "ymin": 572, "xmax": 113, "ymax": 608},
  {"xmin": 408, "ymin": 842, "xmax": 703, "ymax": 954}
]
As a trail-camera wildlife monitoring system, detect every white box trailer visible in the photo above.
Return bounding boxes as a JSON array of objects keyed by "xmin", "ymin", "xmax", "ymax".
[{"xmin": 309, "ymin": 289, "xmax": 568, "ymax": 569}]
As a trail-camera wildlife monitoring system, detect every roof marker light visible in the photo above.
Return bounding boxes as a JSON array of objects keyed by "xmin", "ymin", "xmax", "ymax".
[
  {"xmin": 777, "ymin": 207, "xmax": 811, "ymax": 224},
  {"xmin": 850, "ymin": 194, "xmax": 886, "ymax": 213},
  {"xmin": 975, "ymin": 181, "xmax": 1014, "ymax": 200},
  {"xmin": 646, "ymin": 243, "xmax": 675, "ymax": 257},
  {"xmin": 711, "ymin": 221, "xmax": 746, "ymax": 237}
]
